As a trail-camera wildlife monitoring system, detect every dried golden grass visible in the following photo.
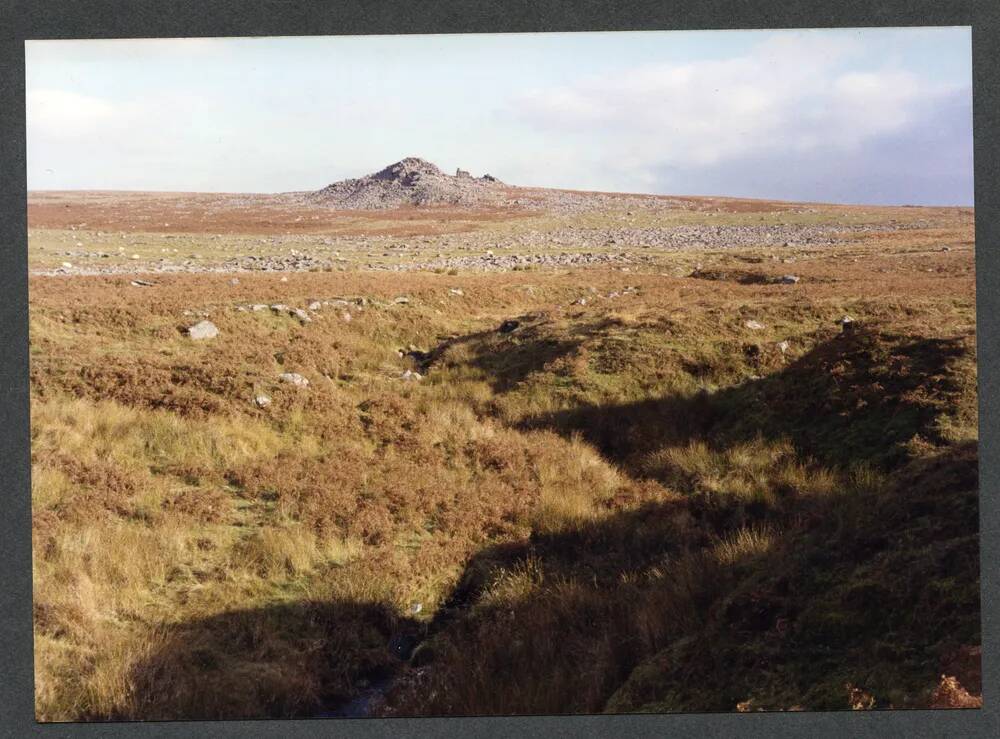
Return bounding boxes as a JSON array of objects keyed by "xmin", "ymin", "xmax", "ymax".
[{"xmin": 28, "ymin": 215, "xmax": 979, "ymax": 719}]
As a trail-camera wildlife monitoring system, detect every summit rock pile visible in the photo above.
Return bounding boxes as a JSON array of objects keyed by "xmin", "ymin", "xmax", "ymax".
[{"xmin": 310, "ymin": 157, "xmax": 508, "ymax": 209}]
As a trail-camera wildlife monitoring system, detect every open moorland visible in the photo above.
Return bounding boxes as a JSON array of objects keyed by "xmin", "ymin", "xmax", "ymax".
[{"xmin": 28, "ymin": 160, "xmax": 980, "ymax": 720}]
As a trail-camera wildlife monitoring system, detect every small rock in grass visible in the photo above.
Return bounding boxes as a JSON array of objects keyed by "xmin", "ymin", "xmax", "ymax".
[
  {"xmin": 251, "ymin": 304, "xmax": 268, "ymax": 311},
  {"xmin": 498, "ymin": 320, "xmax": 520, "ymax": 334},
  {"xmin": 61, "ymin": 261, "xmax": 73, "ymax": 269},
  {"xmin": 188, "ymin": 320, "xmax": 219, "ymax": 340},
  {"xmin": 270, "ymin": 304, "xmax": 289, "ymax": 313},
  {"xmin": 292, "ymin": 308, "xmax": 311, "ymax": 323},
  {"xmin": 279, "ymin": 372, "xmax": 309, "ymax": 387},
  {"xmin": 448, "ymin": 288, "xmax": 464, "ymax": 296},
  {"xmin": 744, "ymin": 320, "xmax": 765, "ymax": 331},
  {"xmin": 254, "ymin": 394, "xmax": 271, "ymax": 408},
  {"xmin": 341, "ymin": 312, "xmax": 352, "ymax": 322},
  {"xmin": 777, "ymin": 340, "xmax": 790, "ymax": 353},
  {"xmin": 779, "ymin": 275, "xmax": 800, "ymax": 284},
  {"xmin": 308, "ymin": 301, "xmax": 322, "ymax": 310},
  {"xmin": 394, "ymin": 296, "xmax": 411, "ymax": 304},
  {"xmin": 130, "ymin": 279, "xmax": 155, "ymax": 287},
  {"xmin": 401, "ymin": 369, "xmax": 423, "ymax": 381},
  {"xmin": 230, "ymin": 277, "xmax": 240, "ymax": 286},
  {"xmin": 839, "ymin": 315, "xmax": 856, "ymax": 334}
]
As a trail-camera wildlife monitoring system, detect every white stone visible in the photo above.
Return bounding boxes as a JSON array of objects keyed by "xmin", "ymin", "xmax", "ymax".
[
  {"xmin": 279, "ymin": 372, "xmax": 309, "ymax": 387},
  {"xmin": 188, "ymin": 320, "xmax": 219, "ymax": 340}
]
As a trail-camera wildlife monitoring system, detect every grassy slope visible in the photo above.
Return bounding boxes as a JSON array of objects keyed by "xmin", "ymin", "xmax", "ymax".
[{"xmin": 27, "ymin": 205, "xmax": 980, "ymax": 719}]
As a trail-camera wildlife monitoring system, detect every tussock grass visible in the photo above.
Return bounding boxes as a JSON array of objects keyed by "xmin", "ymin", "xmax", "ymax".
[{"xmin": 29, "ymin": 220, "xmax": 980, "ymax": 719}]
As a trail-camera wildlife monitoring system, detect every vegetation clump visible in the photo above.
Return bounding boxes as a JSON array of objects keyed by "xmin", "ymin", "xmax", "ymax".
[{"xmin": 28, "ymin": 200, "xmax": 979, "ymax": 719}]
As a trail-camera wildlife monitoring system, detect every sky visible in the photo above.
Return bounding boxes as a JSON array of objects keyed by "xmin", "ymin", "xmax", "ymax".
[{"xmin": 25, "ymin": 28, "xmax": 974, "ymax": 205}]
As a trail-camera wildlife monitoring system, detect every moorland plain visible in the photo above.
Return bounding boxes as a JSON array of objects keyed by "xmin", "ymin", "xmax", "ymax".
[{"xmin": 28, "ymin": 166, "xmax": 980, "ymax": 719}]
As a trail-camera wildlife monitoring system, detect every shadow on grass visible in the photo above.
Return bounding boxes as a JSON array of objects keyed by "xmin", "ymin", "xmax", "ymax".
[
  {"xmin": 519, "ymin": 328, "xmax": 970, "ymax": 473},
  {"xmin": 381, "ymin": 326, "xmax": 979, "ymax": 715},
  {"xmin": 423, "ymin": 314, "xmax": 631, "ymax": 392},
  {"xmin": 389, "ymin": 439, "xmax": 979, "ymax": 716},
  {"xmin": 112, "ymin": 326, "xmax": 979, "ymax": 719},
  {"xmin": 107, "ymin": 598, "xmax": 420, "ymax": 721}
]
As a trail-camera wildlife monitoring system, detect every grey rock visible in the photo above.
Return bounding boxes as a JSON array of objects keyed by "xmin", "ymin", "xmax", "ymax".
[
  {"xmin": 279, "ymin": 372, "xmax": 309, "ymax": 387},
  {"xmin": 188, "ymin": 320, "xmax": 219, "ymax": 340}
]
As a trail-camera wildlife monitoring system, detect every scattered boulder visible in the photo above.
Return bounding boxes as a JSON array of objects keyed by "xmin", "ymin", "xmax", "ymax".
[
  {"xmin": 839, "ymin": 315, "xmax": 856, "ymax": 335},
  {"xmin": 187, "ymin": 320, "xmax": 219, "ymax": 340},
  {"xmin": 499, "ymin": 319, "xmax": 520, "ymax": 334},
  {"xmin": 254, "ymin": 394, "xmax": 272, "ymax": 408},
  {"xmin": 279, "ymin": 372, "xmax": 309, "ymax": 387},
  {"xmin": 270, "ymin": 304, "xmax": 289, "ymax": 312},
  {"xmin": 308, "ymin": 301, "xmax": 322, "ymax": 310},
  {"xmin": 401, "ymin": 369, "xmax": 423, "ymax": 381},
  {"xmin": 251, "ymin": 304, "xmax": 268, "ymax": 312},
  {"xmin": 292, "ymin": 308, "xmax": 311, "ymax": 323}
]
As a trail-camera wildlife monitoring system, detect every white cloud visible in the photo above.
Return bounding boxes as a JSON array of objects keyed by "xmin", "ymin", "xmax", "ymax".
[
  {"xmin": 26, "ymin": 89, "xmax": 119, "ymax": 138},
  {"xmin": 511, "ymin": 34, "xmax": 962, "ymax": 191}
]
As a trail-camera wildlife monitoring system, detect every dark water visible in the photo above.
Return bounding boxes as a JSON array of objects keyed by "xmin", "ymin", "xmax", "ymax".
[{"xmin": 314, "ymin": 676, "xmax": 394, "ymax": 719}]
